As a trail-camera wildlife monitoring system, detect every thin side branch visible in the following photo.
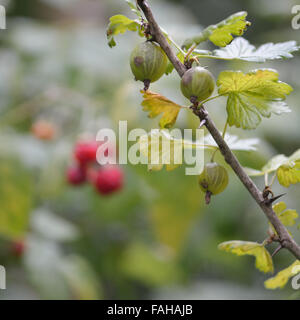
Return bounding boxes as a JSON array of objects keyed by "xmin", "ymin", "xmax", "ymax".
[{"xmin": 137, "ymin": 0, "xmax": 300, "ymax": 260}]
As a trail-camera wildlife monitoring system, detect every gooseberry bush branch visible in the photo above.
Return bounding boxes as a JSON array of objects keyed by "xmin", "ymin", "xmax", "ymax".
[
  {"xmin": 136, "ymin": 0, "xmax": 300, "ymax": 260},
  {"xmin": 108, "ymin": 0, "xmax": 300, "ymax": 287}
]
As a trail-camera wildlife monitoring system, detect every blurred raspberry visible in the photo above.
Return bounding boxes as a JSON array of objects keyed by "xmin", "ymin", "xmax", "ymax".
[
  {"xmin": 74, "ymin": 141, "xmax": 99, "ymax": 165},
  {"xmin": 94, "ymin": 166, "xmax": 124, "ymax": 195},
  {"xmin": 31, "ymin": 119, "xmax": 57, "ymax": 141},
  {"xmin": 12, "ymin": 240, "xmax": 26, "ymax": 257},
  {"xmin": 66, "ymin": 166, "xmax": 86, "ymax": 185}
]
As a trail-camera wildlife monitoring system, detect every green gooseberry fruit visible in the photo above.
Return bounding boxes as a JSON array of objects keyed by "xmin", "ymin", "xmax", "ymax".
[
  {"xmin": 130, "ymin": 41, "xmax": 168, "ymax": 89},
  {"xmin": 181, "ymin": 66, "xmax": 215, "ymax": 102},
  {"xmin": 198, "ymin": 162, "xmax": 229, "ymax": 204}
]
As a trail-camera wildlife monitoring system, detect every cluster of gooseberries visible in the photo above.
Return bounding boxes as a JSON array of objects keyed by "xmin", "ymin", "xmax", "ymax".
[
  {"xmin": 66, "ymin": 140, "xmax": 124, "ymax": 195},
  {"xmin": 130, "ymin": 40, "xmax": 228, "ymax": 203}
]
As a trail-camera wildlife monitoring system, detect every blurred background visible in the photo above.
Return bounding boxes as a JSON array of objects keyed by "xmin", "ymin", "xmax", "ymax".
[{"xmin": 0, "ymin": 0, "xmax": 299, "ymax": 300}]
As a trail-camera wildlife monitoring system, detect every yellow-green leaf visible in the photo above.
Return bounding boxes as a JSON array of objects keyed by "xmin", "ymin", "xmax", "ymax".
[
  {"xmin": 141, "ymin": 91, "xmax": 183, "ymax": 129},
  {"xmin": 138, "ymin": 129, "xmax": 207, "ymax": 172},
  {"xmin": 262, "ymin": 154, "xmax": 288, "ymax": 173},
  {"xmin": 165, "ymin": 52, "xmax": 184, "ymax": 75},
  {"xmin": 218, "ymin": 240, "xmax": 274, "ymax": 273},
  {"xmin": 120, "ymin": 243, "xmax": 182, "ymax": 286},
  {"xmin": 273, "ymin": 201, "xmax": 298, "ymax": 228},
  {"xmin": 125, "ymin": 0, "xmax": 142, "ymax": 18},
  {"xmin": 217, "ymin": 69, "xmax": 293, "ymax": 129},
  {"xmin": 246, "ymin": 149, "xmax": 300, "ymax": 188},
  {"xmin": 59, "ymin": 255, "xmax": 102, "ymax": 300},
  {"xmin": 182, "ymin": 11, "xmax": 250, "ymax": 49},
  {"xmin": 265, "ymin": 260, "xmax": 300, "ymax": 289},
  {"xmin": 209, "ymin": 12, "xmax": 250, "ymax": 47},
  {"xmin": 107, "ymin": 15, "xmax": 141, "ymax": 48},
  {"xmin": 0, "ymin": 158, "xmax": 33, "ymax": 240},
  {"xmin": 277, "ymin": 160, "xmax": 300, "ymax": 187}
]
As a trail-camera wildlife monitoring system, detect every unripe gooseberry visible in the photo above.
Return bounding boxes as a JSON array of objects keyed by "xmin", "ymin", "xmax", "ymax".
[
  {"xmin": 181, "ymin": 66, "xmax": 215, "ymax": 102},
  {"xmin": 198, "ymin": 162, "xmax": 228, "ymax": 204},
  {"xmin": 130, "ymin": 41, "xmax": 168, "ymax": 89}
]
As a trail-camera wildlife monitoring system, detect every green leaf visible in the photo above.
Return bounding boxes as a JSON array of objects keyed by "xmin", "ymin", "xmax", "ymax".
[
  {"xmin": 141, "ymin": 90, "xmax": 183, "ymax": 129},
  {"xmin": 262, "ymin": 154, "xmax": 289, "ymax": 173},
  {"xmin": 139, "ymin": 129, "xmax": 207, "ymax": 172},
  {"xmin": 0, "ymin": 158, "xmax": 33, "ymax": 240},
  {"xmin": 218, "ymin": 240, "xmax": 274, "ymax": 273},
  {"xmin": 246, "ymin": 149, "xmax": 300, "ymax": 187},
  {"xmin": 273, "ymin": 202, "xmax": 298, "ymax": 227},
  {"xmin": 120, "ymin": 243, "xmax": 182, "ymax": 286},
  {"xmin": 25, "ymin": 236, "xmax": 101, "ymax": 299},
  {"xmin": 106, "ymin": 15, "xmax": 141, "ymax": 48},
  {"xmin": 183, "ymin": 11, "xmax": 250, "ymax": 49},
  {"xmin": 31, "ymin": 208, "xmax": 79, "ymax": 242},
  {"xmin": 209, "ymin": 12, "xmax": 250, "ymax": 47},
  {"xmin": 59, "ymin": 255, "xmax": 102, "ymax": 300},
  {"xmin": 165, "ymin": 52, "xmax": 184, "ymax": 75},
  {"xmin": 277, "ymin": 160, "xmax": 300, "ymax": 187},
  {"xmin": 204, "ymin": 133, "xmax": 259, "ymax": 151},
  {"xmin": 125, "ymin": 0, "xmax": 142, "ymax": 17},
  {"xmin": 265, "ymin": 260, "xmax": 300, "ymax": 289},
  {"xmin": 217, "ymin": 69, "xmax": 293, "ymax": 129},
  {"xmin": 213, "ymin": 37, "xmax": 299, "ymax": 62},
  {"xmin": 243, "ymin": 167, "xmax": 265, "ymax": 177}
]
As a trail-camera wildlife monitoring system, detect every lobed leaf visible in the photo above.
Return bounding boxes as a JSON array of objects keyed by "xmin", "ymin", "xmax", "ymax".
[
  {"xmin": 265, "ymin": 260, "xmax": 300, "ymax": 289},
  {"xmin": 209, "ymin": 12, "xmax": 250, "ymax": 47},
  {"xmin": 246, "ymin": 149, "xmax": 300, "ymax": 188},
  {"xmin": 138, "ymin": 129, "xmax": 207, "ymax": 172},
  {"xmin": 106, "ymin": 15, "xmax": 141, "ymax": 48},
  {"xmin": 213, "ymin": 37, "xmax": 299, "ymax": 62},
  {"xmin": 125, "ymin": 0, "xmax": 142, "ymax": 18},
  {"xmin": 272, "ymin": 201, "xmax": 298, "ymax": 228},
  {"xmin": 277, "ymin": 161, "xmax": 300, "ymax": 187},
  {"xmin": 183, "ymin": 11, "xmax": 250, "ymax": 49},
  {"xmin": 218, "ymin": 240, "xmax": 274, "ymax": 273},
  {"xmin": 141, "ymin": 90, "xmax": 183, "ymax": 129},
  {"xmin": 204, "ymin": 133, "xmax": 259, "ymax": 151},
  {"xmin": 217, "ymin": 69, "xmax": 292, "ymax": 129}
]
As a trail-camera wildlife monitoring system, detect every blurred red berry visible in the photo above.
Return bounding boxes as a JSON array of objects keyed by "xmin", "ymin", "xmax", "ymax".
[
  {"xmin": 66, "ymin": 166, "xmax": 86, "ymax": 185},
  {"xmin": 74, "ymin": 141, "xmax": 99, "ymax": 165},
  {"xmin": 12, "ymin": 240, "xmax": 26, "ymax": 257},
  {"xmin": 31, "ymin": 119, "xmax": 57, "ymax": 141},
  {"xmin": 94, "ymin": 166, "xmax": 124, "ymax": 195}
]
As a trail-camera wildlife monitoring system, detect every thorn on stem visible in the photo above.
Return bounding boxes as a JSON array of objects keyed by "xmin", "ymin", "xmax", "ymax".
[
  {"xmin": 263, "ymin": 193, "xmax": 286, "ymax": 206},
  {"xmin": 272, "ymin": 244, "xmax": 283, "ymax": 257},
  {"xmin": 198, "ymin": 119, "xmax": 206, "ymax": 128}
]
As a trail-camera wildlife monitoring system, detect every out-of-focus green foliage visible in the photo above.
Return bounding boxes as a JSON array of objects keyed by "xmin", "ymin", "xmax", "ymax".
[
  {"xmin": 0, "ymin": 0, "xmax": 299, "ymax": 300},
  {"xmin": 0, "ymin": 157, "xmax": 33, "ymax": 240}
]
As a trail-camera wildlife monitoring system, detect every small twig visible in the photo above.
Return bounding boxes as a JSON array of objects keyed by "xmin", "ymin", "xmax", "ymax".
[
  {"xmin": 272, "ymin": 245, "xmax": 283, "ymax": 257},
  {"xmin": 269, "ymin": 172, "xmax": 277, "ymax": 187},
  {"xmin": 184, "ymin": 43, "xmax": 197, "ymax": 62}
]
